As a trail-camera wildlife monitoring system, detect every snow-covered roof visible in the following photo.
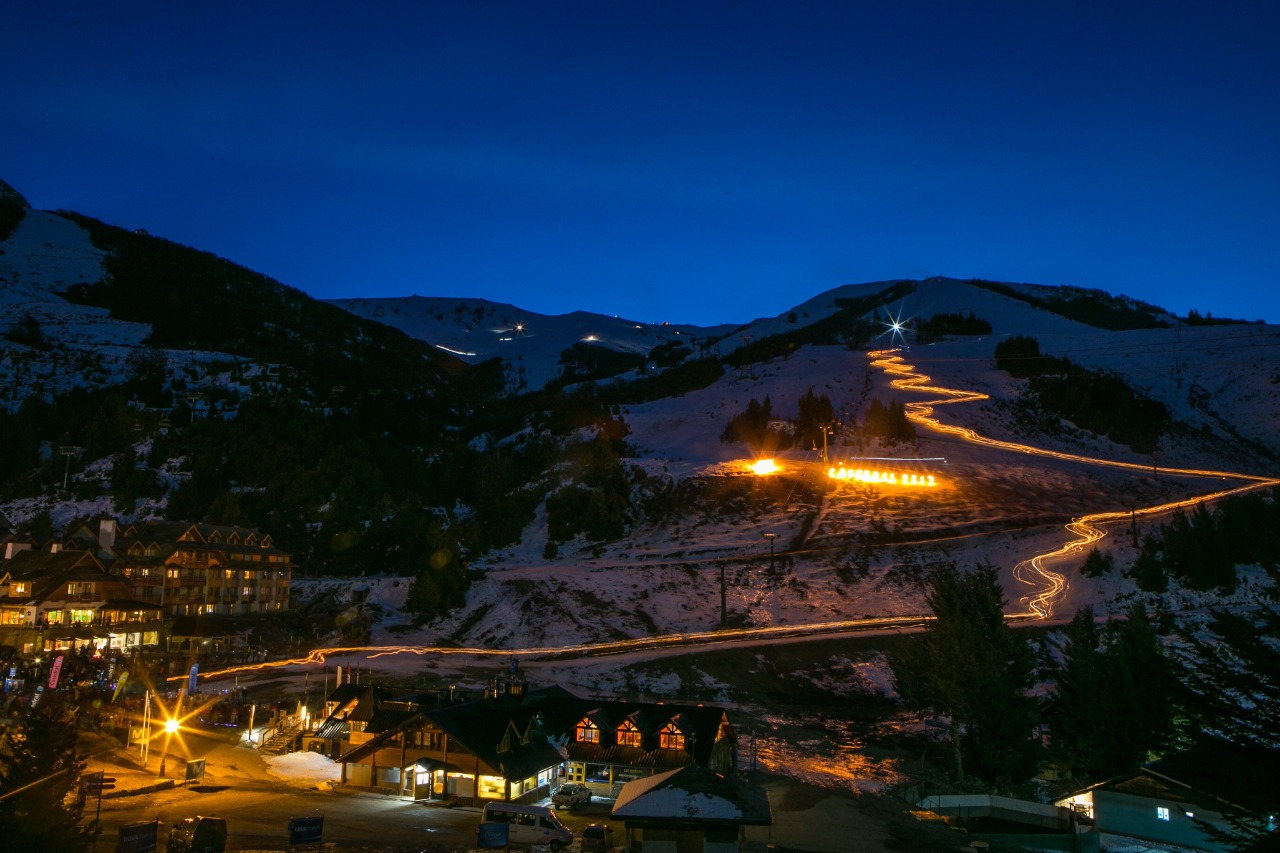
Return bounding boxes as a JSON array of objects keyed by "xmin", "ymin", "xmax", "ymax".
[{"xmin": 611, "ymin": 765, "xmax": 772, "ymax": 825}]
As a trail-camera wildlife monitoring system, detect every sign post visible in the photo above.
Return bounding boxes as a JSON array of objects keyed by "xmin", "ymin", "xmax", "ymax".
[
  {"xmin": 288, "ymin": 816, "xmax": 324, "ymax": 845},
  {"xmin": 184, "ymin": 758, "xmax": 206, "ymax": 784},
  {"xmin": 82, "ymin": 771, "xmax": 117, "ymax": 839},
  {"xmin": 117, "ymin": 821, "xmax": 159, "ymax": 853}
]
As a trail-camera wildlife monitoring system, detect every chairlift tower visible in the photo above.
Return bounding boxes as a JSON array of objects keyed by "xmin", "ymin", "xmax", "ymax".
[{"xmin": 57, "ymin": 446, "xmax": 81, "ymax": 492}]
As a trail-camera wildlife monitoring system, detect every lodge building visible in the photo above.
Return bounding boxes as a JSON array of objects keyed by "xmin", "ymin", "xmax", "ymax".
[{"xmin": 0, "ymin": 518, "xmax": 294, "ymax": 655}]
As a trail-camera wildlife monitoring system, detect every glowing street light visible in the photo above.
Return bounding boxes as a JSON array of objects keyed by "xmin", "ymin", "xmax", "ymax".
[{"xmin": 158, "ymin": 716, "xmax": 179, "ymax": 777}]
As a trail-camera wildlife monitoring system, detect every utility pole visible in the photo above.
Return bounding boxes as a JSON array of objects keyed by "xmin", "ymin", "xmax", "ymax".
[{"xmin": 763, "ymin": 533, "xmax": 778, "ymax": 575}]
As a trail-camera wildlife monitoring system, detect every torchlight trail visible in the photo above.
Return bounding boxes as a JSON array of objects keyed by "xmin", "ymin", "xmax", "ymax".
[
  {"xmin": 172, "ymin": 616, "xmax": 933, "ymax": 685},
  {"xmin": 869, "ymin": 348, "xmax": 1280, "ymax": 618}
]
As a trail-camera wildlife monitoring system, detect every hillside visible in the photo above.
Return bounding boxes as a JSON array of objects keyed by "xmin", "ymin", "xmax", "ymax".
[{"xmin": 3, "ymin": 179, "xmax": 1280, "ymax": 651}]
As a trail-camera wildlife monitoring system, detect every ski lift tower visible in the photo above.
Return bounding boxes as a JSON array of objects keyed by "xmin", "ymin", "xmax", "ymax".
[{"xmin": 57, "ymin": 446, "xmax": 82, "ymax": 492}]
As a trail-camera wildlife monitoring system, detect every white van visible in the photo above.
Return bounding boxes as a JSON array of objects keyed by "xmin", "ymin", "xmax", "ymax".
[{"xmin": 480, "ymin": 802, "xmax": 573, "ymax": 850}]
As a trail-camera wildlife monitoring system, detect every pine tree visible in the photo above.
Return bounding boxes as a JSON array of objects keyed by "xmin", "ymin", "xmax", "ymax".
[
  {"xmin": 891, "ymin": 564, "xmax": 1039, "ymax": 786},
  {"xmin": 1175, "ymin": 566, "xmax": 1280, "ymax": 851},
  {"xmin": 0, "ymin": 698, "xmax": 92, "ymax": 852},
  {"xmin": 1108, "ymin": 604, "xmax": 1179, "ymax": 761},
  {"xmin": 1080, "ymin": 547, "xmax": 1113, "ymax": 578},
  {"xmin": 1048, "ymin": 607, "xmax": 1112, "ymax": 777}
]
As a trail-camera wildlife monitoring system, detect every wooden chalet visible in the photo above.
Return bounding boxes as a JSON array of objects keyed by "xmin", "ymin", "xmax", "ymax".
[
  {"xmin": 309, "ymin": 677, "xmax": 741, "ymax": 808},
  {"xmin": 0, "ymin": 546, "xmax": 163, "ymax": 652}
]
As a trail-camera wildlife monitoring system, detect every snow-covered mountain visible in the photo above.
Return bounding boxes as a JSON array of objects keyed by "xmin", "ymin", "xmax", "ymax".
[
  {"xmin": 4, "ymin": 179, "xmax": 1280, "ymax": 656},
  {"xmin": 328, "ymin": 295, "xmax": 731, "ymax": 395}
]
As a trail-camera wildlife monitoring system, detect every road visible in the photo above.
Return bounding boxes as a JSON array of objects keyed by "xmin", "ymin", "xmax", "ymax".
[{"xmin": 90, "ymin": 727, "xmax": 482, "ymax": 852}]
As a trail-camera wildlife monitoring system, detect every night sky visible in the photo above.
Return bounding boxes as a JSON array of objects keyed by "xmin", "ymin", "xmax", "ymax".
[{"xmin": 4, "ymin": 2, "xmax": 1278, "ymax": 327}]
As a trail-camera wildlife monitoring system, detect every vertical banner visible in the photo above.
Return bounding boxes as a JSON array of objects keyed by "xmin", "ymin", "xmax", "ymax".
[
  {"xmin": 113, "ymin": 671, "xmax": 130, "ymax": 702},
  {"xmin": 48, "ymin": 655, "xmax": 65, "ymax": 689},
  {"xmin": 188, "ymin": 662, "xmax": 199, "ymax": 694}
]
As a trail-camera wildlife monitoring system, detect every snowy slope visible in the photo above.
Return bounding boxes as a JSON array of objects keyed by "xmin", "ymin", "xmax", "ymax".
[
  {"xmin": 300, "ymin": 284, "xmax": 1280, "ymax": 653},
  {"xmin": 0, "ymin": 210, "xmax": 153, "ymax": 406},
  {"xmin": 328, "ymin": 294, "xmax": 734, "ymax": 394}
]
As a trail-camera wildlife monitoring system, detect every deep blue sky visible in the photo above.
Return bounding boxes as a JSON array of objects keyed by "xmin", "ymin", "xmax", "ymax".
[{"xmin": 4, "ymin": 2, "xmax": 1278, "ymax": 326}]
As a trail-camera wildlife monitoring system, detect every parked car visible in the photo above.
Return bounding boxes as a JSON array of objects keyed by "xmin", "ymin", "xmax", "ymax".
[
  {"xmin": 581, "ymin": 823, "xmax": 615, "ymax": 852},
  {"xmin": 480, "ymin": 802, "xmax": 573, "ymax": 851},
  {"xmin": 166, "ymin": 816, "xmax": 227, "ymax": 853},
  {"xmin": 550, "ymin": 782, "xmax": 592, "ymax": 809}
]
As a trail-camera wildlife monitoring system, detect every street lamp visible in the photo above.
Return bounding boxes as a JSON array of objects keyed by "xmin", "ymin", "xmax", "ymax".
[
  {"xmin": 763, "ymin": 533, "xmax": 778, "ymax": 574},
  {"xmin": 158, "ymin": 716, "xmax": 179, "ymax": 777}
]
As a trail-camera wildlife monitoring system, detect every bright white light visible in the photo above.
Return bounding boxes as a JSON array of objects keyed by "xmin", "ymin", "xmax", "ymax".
[
  {"xmin": 751, "ymin": 459, "xmax": 779, "ymax": 475},
  {"xmin": 164, "ymin": 718, "xmax": 179, "ymax": 734}
]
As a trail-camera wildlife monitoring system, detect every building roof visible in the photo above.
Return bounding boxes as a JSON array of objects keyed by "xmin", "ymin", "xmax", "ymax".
[
  {"xmin": 0, "ymin": 549, "xmax": 134, "ymax": 608},
  {"xmin": 612, "ymin": 765, "xmax": 773, "ymax": 826},
  {"xmin": 1062, "ymin": 741, "xmax": 1280, "ymax": 816}
]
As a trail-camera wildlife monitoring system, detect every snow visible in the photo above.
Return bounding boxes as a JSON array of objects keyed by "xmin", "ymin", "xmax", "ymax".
[
  {"xmin": 625, "ymin": 787, "xmax": 743, "ymax": 820},
  {"xmin": 329, "ymin": 295, "xmax": 734, "ymax": 395},
  {"xmin": 263, "ymin": 751, "xmax": 341, "ymax": 790}
]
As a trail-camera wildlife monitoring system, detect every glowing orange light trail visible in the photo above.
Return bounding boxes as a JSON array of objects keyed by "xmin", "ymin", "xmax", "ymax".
[
  {"xmin": 869, "ymin": 348, "xmax": 1280, "ymax": 618},
  {"xmin": 171, "ymin": 616, "xmax": 935, "ymax": 685}
]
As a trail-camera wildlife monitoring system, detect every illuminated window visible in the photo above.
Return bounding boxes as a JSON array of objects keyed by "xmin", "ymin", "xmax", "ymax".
[
  {"xmin": 575, "ymin": 719, "xmax": 599, "ymax": 743},
  {"xmin": 617, "ymin": 721, "xmax": 642, "ymax": 748},
  {"xmin": 1156, "ymin": 807, "xmax": 1170, "ymax": 822},
  {"xmin": 659, "ymin": 723, "xmax": 685, "ymax": 750}
]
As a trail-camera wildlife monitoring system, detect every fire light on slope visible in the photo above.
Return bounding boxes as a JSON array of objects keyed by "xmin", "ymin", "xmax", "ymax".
[
  {"xmin": 828, "ymin": 467, "xmax": 936, "ymax": 487},
  {"xmin": 751, "ymin": 458, "xmax": 780, "ymax": 475}
]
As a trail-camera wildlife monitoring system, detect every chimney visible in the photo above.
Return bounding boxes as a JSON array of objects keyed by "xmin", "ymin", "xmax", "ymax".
[
  {"xmin": 4, "ymin": 542, "xmax": 32, "ymax": 560},
  {"xmin": 99, "ymin": 518, "xmax": 117, "ymax": 550}
]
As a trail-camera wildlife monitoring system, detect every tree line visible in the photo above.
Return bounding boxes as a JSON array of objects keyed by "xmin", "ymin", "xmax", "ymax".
[
  {"xmin": 995, "ymin": 335, "xmax": 1167, "ymax": 454},
  {"xmin": 891, "ymin": 560, "xmax": 1279, "ymax": 850}
]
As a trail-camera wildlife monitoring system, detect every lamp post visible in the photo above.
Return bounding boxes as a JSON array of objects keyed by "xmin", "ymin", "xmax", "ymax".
[
  {"xmin": 763, "ymin": 533, "xmax": 778, "ymax": 575},
  {"xmin": 158, "ymin": 716, "xmax": 178, "ymax": 777},
  {"xmin": 157, "ymin": 689, "xmax": 184, "ymax": 777}
]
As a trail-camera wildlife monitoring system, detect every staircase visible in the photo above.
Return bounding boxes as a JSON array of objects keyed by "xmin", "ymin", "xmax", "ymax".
[{"xmin": 257, "ymin": 718, "xmax": 303, "ymax": 755}]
